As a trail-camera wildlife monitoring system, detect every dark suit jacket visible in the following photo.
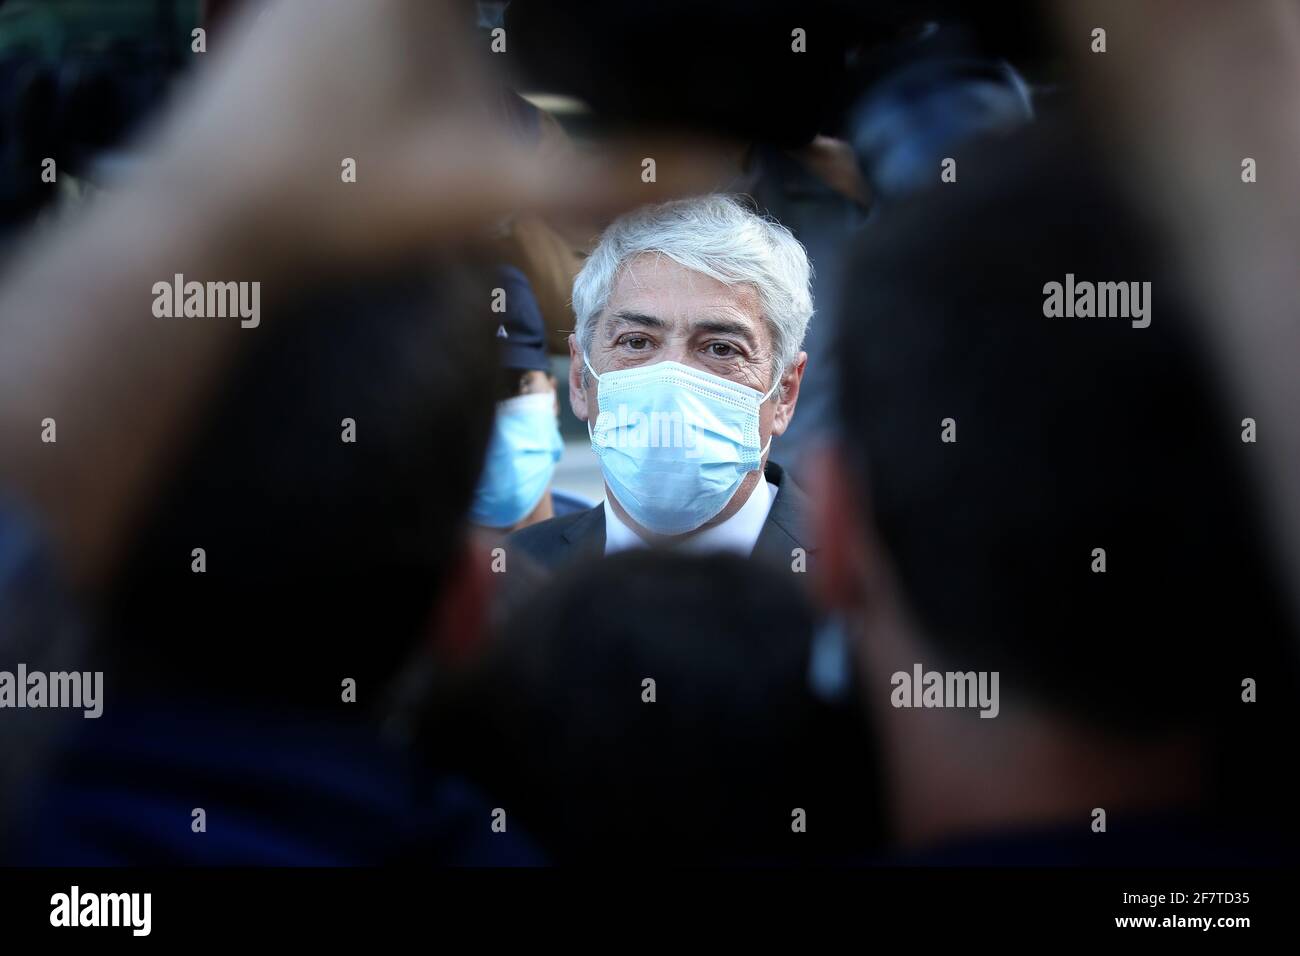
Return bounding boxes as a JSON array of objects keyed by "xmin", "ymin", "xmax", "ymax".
[{"xmin": 506, "ymin": 460, "xmax": 813, "ymax": 572}]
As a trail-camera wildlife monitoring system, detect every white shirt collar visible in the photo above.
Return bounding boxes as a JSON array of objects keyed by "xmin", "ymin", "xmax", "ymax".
[{"xmin": 603, "ymin": 477, "xmax": 778, "ymax": 557}]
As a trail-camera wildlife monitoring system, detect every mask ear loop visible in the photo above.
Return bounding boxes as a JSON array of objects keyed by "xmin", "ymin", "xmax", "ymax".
[
  {"xmin": 762, "ymin": 366, "xmax": 784, "ymax": 403},
  {"xmin": 582, "ymin": 353, "xmax": 601, "ymax": 441},
  {"xmin": 757, "ymin": 367, "xmax": 784, "ymax": 459}
]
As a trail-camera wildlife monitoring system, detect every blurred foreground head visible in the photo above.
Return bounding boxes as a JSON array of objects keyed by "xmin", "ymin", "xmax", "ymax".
[
  {"xmin": 105, "ymin": 264, "xmax": 496, "ymax": 709},
  {"xmin": 424, "ymin": 549, "xmax": 881, "ymax": 863},
  {"xmin": 820, "ymin": 117, "xmax": 1298, "ymax": 852}
]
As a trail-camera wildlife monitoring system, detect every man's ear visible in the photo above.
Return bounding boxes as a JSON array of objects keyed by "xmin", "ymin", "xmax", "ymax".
[
  {"xmin": 804, "ymin": 442, "xmax": 876, "ymax": 614},
  {"xmin": 428, "ymin": 529, "xmax": 494, "ymax": 664},
  {"xmin": 771, "ymin": 350, "xmax": 807, "ymax": 437},
  {"xmin": 568, "ymin": 333, "xmax": 589, "ymax": 422}
]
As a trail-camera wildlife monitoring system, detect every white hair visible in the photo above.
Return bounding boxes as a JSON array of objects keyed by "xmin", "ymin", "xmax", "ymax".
[{"xmin": 572, "ymin": 194, "xmax": 814, "ymax": 388}]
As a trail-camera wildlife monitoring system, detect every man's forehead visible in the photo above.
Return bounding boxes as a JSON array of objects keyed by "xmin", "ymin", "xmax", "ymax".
[{"xmin": 604, "ymin": 254, "xmax": 762, "ymax": 325}]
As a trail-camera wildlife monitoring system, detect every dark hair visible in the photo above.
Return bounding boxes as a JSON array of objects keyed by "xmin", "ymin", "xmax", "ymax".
[
  {"xmin": 835, "ymin": 119, "xmax": 1297, "ymax": 735},
  {"xmin": 105, "ymin": 260, "xmax": 497, "ymax": 710},
  {"xmin": 422, "ymin": 549, "xmax": 882, "ymax": 863}
]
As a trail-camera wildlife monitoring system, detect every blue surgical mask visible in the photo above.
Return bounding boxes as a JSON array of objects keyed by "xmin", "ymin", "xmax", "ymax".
[
  {"xmin": 584, "ymin": 355, "xmax": 777, "ymax": 535},
  {"xmin": 470, "ymin": 391, "xmax": 563, "ymax": 528}
]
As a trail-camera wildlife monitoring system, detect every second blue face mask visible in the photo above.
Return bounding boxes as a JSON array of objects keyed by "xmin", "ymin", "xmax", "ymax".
[
  {"xmin": 584, "ymin": 355, "xmax": 776, "ymax": 535},
  {"xmin": 470, "ymin": 391, "xmax": 564, "ymax": 529}
]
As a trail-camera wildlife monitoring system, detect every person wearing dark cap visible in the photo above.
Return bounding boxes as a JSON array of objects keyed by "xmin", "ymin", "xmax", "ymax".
[{"xmin": 469, "ymin": 265, "xmax": 579, "ymax": 533}]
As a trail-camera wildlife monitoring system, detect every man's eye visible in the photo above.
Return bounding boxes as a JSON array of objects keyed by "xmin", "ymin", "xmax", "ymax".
[
  {"xmin": 708, "ymin": 342, "xmax": 736, "ymax": 357},
  {"xmin": 624, "ymin": 336, "xmax": 650, "ymax": 350}
]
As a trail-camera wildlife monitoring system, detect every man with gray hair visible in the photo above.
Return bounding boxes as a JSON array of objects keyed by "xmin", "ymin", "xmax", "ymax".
[{"xmin": 508, "ymin": 194, "xmax": 814, "ymax": 567}]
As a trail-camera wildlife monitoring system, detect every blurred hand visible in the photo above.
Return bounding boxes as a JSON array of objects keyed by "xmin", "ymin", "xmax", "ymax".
[
  {"xmin": 0, "ymin": 0, "xmax": 737, "ymax": 590},
  {"xmin": 139, "ymin": 0, "xmax": 731, "ymax": 271}
]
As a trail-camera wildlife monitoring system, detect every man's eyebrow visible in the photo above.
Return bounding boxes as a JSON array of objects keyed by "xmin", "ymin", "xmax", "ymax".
[
  {"xmin": 607, "ymin": 310, "xmax": 760, "ymax": 348},
  {"xmin": 691, "ymin": 316, "xmax": 758, "ymax": 346},
  {"xmin": 610, "ymin": 310, "xmax": 667, "ymax": 329}
]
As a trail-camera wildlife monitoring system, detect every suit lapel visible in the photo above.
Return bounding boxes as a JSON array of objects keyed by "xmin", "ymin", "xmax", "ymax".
[
  {"xmin": 753, "ymin": 461, "xmax": 812, "ymax": 564},
  {"xmin": 560, "ymin": 504, "xmax": 606, "ymax": 559}
]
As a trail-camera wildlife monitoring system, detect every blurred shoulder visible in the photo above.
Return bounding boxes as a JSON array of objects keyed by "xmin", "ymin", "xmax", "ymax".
[
  {"xmin": 505, "ymin": 504, "xmax": 604, "ymax": 569},
  {"xmin": 507, "ymin": 508, "xmax": 588, "ymax": 551}
]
